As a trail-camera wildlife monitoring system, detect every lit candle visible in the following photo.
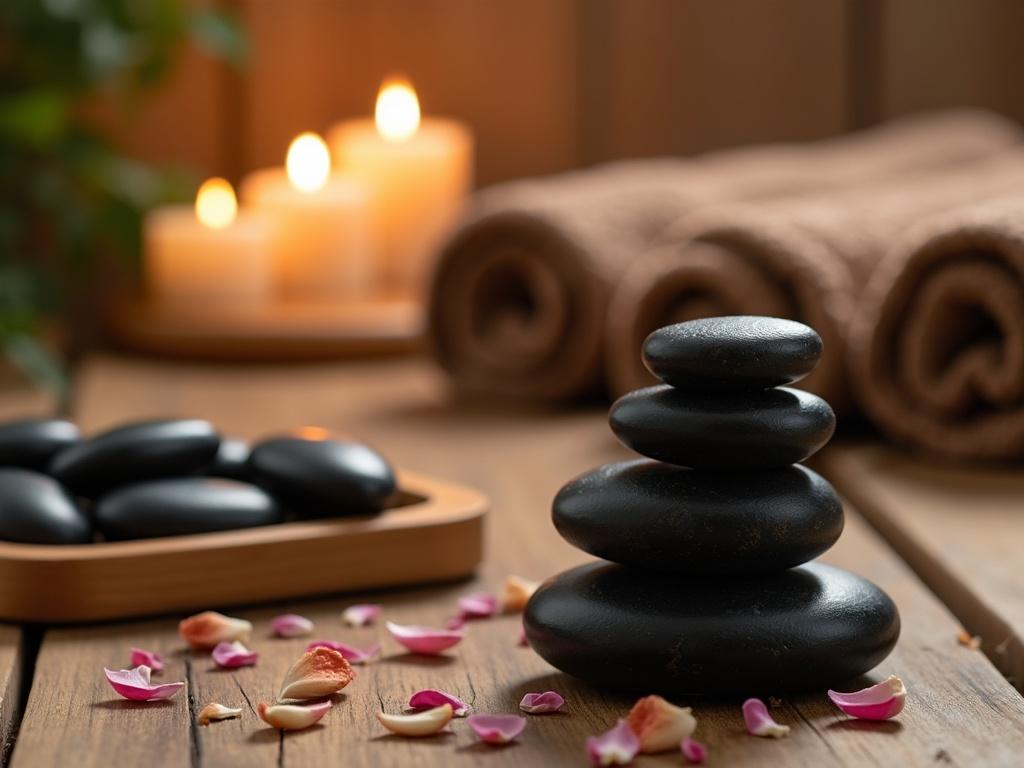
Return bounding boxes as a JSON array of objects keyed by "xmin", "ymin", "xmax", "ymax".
[
  {"xmin": 146, "ymin": 178, "xmax": 272, "ymax": 304},
  {"xmin": 328, "ymin": 78, "xmax": 474, "ymax": 298},
  {"xmin": 241, "ymin": 132, "xmax": 371, "ymax": 300}
]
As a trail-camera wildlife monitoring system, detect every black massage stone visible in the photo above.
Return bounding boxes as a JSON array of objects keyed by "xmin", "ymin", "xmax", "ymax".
[
  {"xmin": 0, "ymin": 418, "xmax": 80, "ymax": 471},
  {"xmin": 0, "ymin": 468, "xmax": 92, "ymax": 544}
]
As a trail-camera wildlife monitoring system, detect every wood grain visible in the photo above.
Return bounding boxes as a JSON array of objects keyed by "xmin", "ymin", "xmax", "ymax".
[
  {"xmin": 0, "ymin": 625, "xmax": 23, "ymax": 765},
  {"xmin": 8, "ymin": 355, "xmax": 1024, "ymax": 765},
  {"xmin": 820, "ymin": 443, "xmax": 1024, "ymax": 689}
]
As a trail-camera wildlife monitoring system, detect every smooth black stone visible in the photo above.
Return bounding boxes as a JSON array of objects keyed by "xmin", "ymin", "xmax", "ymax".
[
  {"xmin": 49, "ymin": 419, "xmax": 221, "ymax": 497},
  {"xmin": 524, "ymin": 561, "xmax": 899, "ymax": 696},
  {"xmin": 248, "ymin": 436, "xmax": 397, "ymax": 516},
  {"xmin": 0, "ymin": 418, "xmax": 80, "ymax": 471},
  {"xmin": 95, "ymin": 478, "xmax": 282, "ymax": 540},
  {"xmin": 643, "ymin": 316, "xmax": 823, "ymax": 391},
  {"xmin": 208, "ymin": 438, "xmax": 251, "ymax": 480},
  {"xmin": 553, "ymin": 460, "xmax": 842, "ymax": 573},
  {"xmin": 0, "ymin": 468, "xmax": 92, "ymax": 544},
  {"xmin": 609, "ymin": 385, "xmax": 835, "ymax": 468}
]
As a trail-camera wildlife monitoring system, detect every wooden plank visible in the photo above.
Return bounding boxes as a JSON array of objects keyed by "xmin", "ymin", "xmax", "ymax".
[
  {"xmin": 0, "ymin": 625, "xmax": 23, "ymax": 765},
  {"xmin": 874, "ymin": 0, "xmax": 1024, "ymax": 126},
  {"xmin": 583, "ymin": 0, "xmax": 850, "ymax": 163},
  {"xmin": 10, "ymin": 621, "xmax": 191, "ymax": 768},
  {"xmin": 11, "ymin": 356, "xmax": 1024, "ymax": 765},
  {"xmin": 820, "ymin": 443, "xmax": 1024, "ymax": 689},
  {"xmin": 238, "ymin": 0, "xmax": 582, "ymax": 187}
]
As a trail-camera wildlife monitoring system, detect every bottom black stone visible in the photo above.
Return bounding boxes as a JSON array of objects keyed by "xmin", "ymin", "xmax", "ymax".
[{"xmin": 523, "ymin": 561, "xmax": 899, "ymax": 696}]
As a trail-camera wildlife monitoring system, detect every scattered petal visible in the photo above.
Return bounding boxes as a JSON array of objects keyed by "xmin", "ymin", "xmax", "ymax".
[
  {"xmin": 457, "ymin": 592, "xmax": 499, "ymax": 619},
  {"xmin": 386, "ymin": 621, "xmax": 463, "ymax": 655},
  {"xmin": 743, "ymin": 698, "xmax": 790, "ymax": 738},
  {"xmin": 627, "ymin": 695, "xmax": 696, "ymax": 753},
  {"xmin": 957, "ymin": 630, "xmax": 982, "ymax": 650},
  {"xmin": 376, "ymin": 704, "xmax": 453, "ymax": 737},
  {"xmin": 518, "ymin": 623, "xmax": 529, "ymax": 647},
  {"xmin": 306, "ymin": 640, "xmax": 381, "ymax": 665},
  {"xmin": 520, "ymin": 691, "xmax": 565, "ymax": 714},
  {"xmin": 278, "ymin": 647, "xmax": 355, "ymax": 700},
  {"xmin": 198, "ymin": 702, "xmax": 242, "ymax": 725},
  {"xmin": 271, "ymin": 614, "xmax": 314, "ymax": 638},
  {"xmin": 828, "ymin": 675, "xmax": 907, "ymax": 721},
  {"xmin": 342, "ymin": 604, "xmax": 381, "ymax": 627},
  {"xmin": 258, "ymin": 701, "xmax": 331, "ymax": 731},
  {"xmin": 587, "ymin": 719, "xmax": 640, "ymax": 766},
  {"xmin": 409, "ymin": 689, "xmax": 471, "ymax": 717},
  {"xmin": 179, "ymin": 611, "xmax": 252, "ymax": 651},
  {"xmin": 467, "ymin": 714, "xmax": 527, "ymax": 744},
  {"xmin": 211, "ymin": 641, "xmax": 259, "ymax": 669},
  {"xmin": 445, "ymin": 616, "xmax": 466, "ymax": 631},
  {"xmin": 501, "ymin": 575, "xmax": 539, "ymax": 613},
  {"xmin": 681, "ymin": 736, "xmax": 708, "ymax": 764},
  {"xmin": 130, "ymin": 648, "xmax": 165, "ymax": 672},
  {"xmin": 104, "ymin": 665, "xmax": 184, "ymax": 702}
]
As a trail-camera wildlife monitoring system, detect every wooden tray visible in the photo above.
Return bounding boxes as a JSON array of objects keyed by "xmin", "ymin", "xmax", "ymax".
[
  {"xmin": 107, "ymin": 296, "xmax": 424, "ymax": 360},
  {"xmin": 0, "ymin": 469, "xmax": 486, "ymax": 623}
]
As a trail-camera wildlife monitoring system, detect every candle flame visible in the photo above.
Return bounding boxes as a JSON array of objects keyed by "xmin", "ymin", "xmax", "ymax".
[
  {"xmin": 195, "ymin": 177, "xmax": 237, "ymax": 229},
  {"xmin": 375, "ymin": 78, "xmax": 421, "ymax": 142},
  {"xmin": 286, "ymin": 132, "xmax": 331, "ymax": 193},
  {"xmin": 294, "ymin": 426, "xmax": 331, "ymax": 441}
]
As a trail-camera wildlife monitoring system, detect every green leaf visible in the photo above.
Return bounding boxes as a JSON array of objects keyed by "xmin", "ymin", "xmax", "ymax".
[
  {"xmin": 1, "ymin": 333, "xmax": 68, "ymax": 401},
  {"xmin": 0, "ymin": 90, "xmax": 70, "ymax": 149},
  {"xmin": 189, "ymin": 7, "xmax": 247, "ymax": 67}
]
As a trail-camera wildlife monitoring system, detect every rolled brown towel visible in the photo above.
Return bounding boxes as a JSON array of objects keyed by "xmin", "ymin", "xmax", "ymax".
[
  {"xmin": 849, "ymin": 196, "xmax": 1024, "ymax": 461},
  {"xmin": 428, "ymin": 109, "xmax": 1021, "ymax": 400},
  {"xmin": 606, "ymin": 150, "xmax": 1024, "ymax": 410}
]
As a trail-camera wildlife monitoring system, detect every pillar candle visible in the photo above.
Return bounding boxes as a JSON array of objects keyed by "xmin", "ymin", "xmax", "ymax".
[
  {"xmin": 328, "ymin": 79, "xmax": 473, "ymax": 298},
  {"xmin": 241, "ymin": 132, "xmax": 371, "ymax": 300},
  {"xmin": 146, "ymin": 178, "xmax": 272, "ymax": 305}
]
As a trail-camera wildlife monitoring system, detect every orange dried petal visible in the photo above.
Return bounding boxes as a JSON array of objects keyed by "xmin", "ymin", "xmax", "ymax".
[
  {"xmin": 627, "ymin": 695, "xmax": 696, "ymax": 754},
  {"xmin": 278, "ymin": 646, "xmax": 355, "ymax": 700}
]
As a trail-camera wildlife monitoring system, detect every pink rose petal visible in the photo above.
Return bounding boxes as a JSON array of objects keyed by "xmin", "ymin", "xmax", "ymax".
[
  {"xmin": 409, "ymin": 689, "xmax": 471, "ymax": 717},
  {"xmin": 104, "ymin": 665, "xmax": 184, "ymax": 702},
  {"xmin": 386, "ymin": 621, "xmax": 463, "ymax": 655},
  {"xmin": 681, "ymin": 736, "xmax": 708, "ymax": 764},
  {"xmin": 305, "ymin": 639, "xmax": 381, "ymax": 664},
  {"xmin": 211, "ymin": 641, "xmax": 259, "ymax": 669},
  {"xmin": 342, "ymin": 604, "xmax": 381, "ymax": 627},
  {"xmin": 271, "ymin": 614, "xmax": 314, "ymax": 638},
  {"xmin": 742, "ymin": 698, "xmax": 790, "ymax": 738},
  {"xmin": 130, "ymin": 648, "xmax": 165, "ymax": 672},
  {"xmin": 518, "ymin": 624, "xmax": 529, "ymax": 647},
  {"xmin": 587, "ymin": 719, "xmax": 640, "ymax": 766},
  {"xmin": 828, "ymin": 675, "xmax": 907, "ymax": 721},
  {"xmin": 445, "ymin": 616, "xmax": 466, "ymax": 631},
  {"xmin": 467, "ymin": 714, "xmax": 527, "ymax": 745},
  {"xmin": 258, "ymin": 700, "xmax": 332, "ymax": 730},
  {"xmin": 457, "ymin": 592, "xmax": 499, "ymax": 619},
  {"xmin": 519, "ymin": 691, "xmax": 565, "ymax": 714}
]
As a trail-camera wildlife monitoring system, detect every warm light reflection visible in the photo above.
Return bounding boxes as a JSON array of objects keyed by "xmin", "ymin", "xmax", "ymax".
[
  {"xmin": 286, "ymin": 132, "xmax": 331, "ymax": 193},
  {"xmin": 375, "ymin": 78, "xmax": 421, "ymax": 142},
  {"xmin": 294, "ymin": 426, "xmax": 331, "ymax": 441},
  {"xmin": 194, "ymin": 177, "xmax": 237, "ymax": 229}
]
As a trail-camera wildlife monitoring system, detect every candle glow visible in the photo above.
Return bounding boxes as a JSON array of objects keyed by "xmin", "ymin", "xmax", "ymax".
[
  {"xmin": 375, "ymin": 79, "xmax": 421, "ymax": 142},
  {"xmin": 286, "ymin": 133, "xmax": 331, "ymax": 193},
  {"xmin": 195, "ymin": 178, "xmax": 237, "ymax": 229}
]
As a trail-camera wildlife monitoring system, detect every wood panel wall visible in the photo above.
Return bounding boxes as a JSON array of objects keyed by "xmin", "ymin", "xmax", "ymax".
[{"xmin": 103, "ymin": 0, "xmax": 1024, "ymax": 190}]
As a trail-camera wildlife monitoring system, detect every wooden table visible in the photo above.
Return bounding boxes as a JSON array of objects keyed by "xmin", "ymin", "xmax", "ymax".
[{"xmin": 2, "ymin": 354, "xmax": 1024, "ymax": 767}]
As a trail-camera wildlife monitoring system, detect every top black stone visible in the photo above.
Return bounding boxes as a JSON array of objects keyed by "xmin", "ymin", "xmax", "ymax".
[
  {"xmin": 0, "ymin": 418, "xmax": 80, "ymax": 471},
  {"xmin": 643, "ymin": 316, "xmax": 823, "ymax": 391}
]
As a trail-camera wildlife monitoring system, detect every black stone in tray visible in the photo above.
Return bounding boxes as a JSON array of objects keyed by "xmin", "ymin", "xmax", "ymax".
[
  {"xmin": 49, "ymin": 418, "xmax": 221, "ymax": 498},
  {"xmin": 0, "ymin": 418, "xmax": 80, "ymax": 471},
  {"xmin": 95, "ymin": 477, "xmax": 282, "ymax": 540},
  {"xmin": 0, "ymin": 468, "xmax": 92, "ymax": 545}
]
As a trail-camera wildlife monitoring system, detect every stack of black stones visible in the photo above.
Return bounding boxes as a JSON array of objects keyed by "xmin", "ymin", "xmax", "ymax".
[
  {"xmin": 524, "ymin": 316, "xmax": 899, "ymax": 695},
  {"xmin": 0, "ymin": 419, "xmax": 396, "ymax": 545}
]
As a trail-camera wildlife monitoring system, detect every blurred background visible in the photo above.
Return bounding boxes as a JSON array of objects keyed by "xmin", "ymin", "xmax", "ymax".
[{"xmin": 3, "ymin": 0, "xmax": 1024, "ymax": 466}]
